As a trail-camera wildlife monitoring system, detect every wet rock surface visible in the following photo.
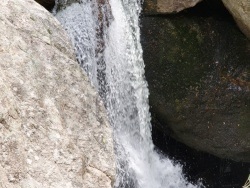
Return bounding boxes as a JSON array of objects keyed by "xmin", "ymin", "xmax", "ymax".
[{"xmin": 141, "ymin": 2, "xmax": 250, "ymax": 162}]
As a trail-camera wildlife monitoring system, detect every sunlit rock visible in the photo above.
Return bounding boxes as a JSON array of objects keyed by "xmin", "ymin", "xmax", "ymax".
[{"xmin": 0, "ymin": 0, "xmax": 115, "ymax": 187}]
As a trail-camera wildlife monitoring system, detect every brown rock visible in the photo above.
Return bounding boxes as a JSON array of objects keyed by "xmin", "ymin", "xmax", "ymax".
[
  {"xmin": 222, "ymin": 0, "xmax": 250, "ymax": 39},
  {"xmin": 157, "ymin": 0, "xmax": 202, "ymax": 13},
  {"xmin": 143, "ymin": 0, "xmax": 202, "ymax": 14}
]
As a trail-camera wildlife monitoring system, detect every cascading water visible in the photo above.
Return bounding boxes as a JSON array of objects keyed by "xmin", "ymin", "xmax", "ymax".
[{"xmin": 56, "ymin": 0, "xmax": 203, "ymax": 187}]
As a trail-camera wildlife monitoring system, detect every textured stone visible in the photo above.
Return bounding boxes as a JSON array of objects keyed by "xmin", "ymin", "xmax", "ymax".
[
  {"xmin": 222, "ymin": 0, "xmax": 250, "ymax": 39},
  {"xmin": 157, "ymin": 0, "xmax": 202, "ymax": 13},
  {"xmin": 0, "ymin": 0, "xmax": 115, "ymax": 187},
  {"xmin": 143, "ymin": 0, "xmax": 202, "ymax": 14}
]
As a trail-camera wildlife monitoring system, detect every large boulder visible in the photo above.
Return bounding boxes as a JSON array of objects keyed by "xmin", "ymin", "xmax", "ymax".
[
  {"xmin": 141, "ymin": 10, "xmax": 250, "ymax": 162},
  {"xmin": 0, "ymin": 0, "xmax": 115, "ymax": 187},
  {"xmin": 143, "ymin": 0, "xmax": 202, "ymax": 14},
  {"xmin": 222, "ymin": 0, "xmax": 250, "ymax": 39}
]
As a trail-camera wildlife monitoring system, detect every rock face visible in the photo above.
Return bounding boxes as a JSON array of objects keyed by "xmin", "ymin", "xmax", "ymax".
[
  {"xmin": 141, "ymin": 10, "xmax": 250, "ymax": 162},
  {"xmin": 143, "ymin": 0, "xmax": 202, "ymax": 14},
  {"xmin": 222, "ymin": 0, "xmax": 250, "ymax": 39},
  {"xmin": 0, "ymin": 0, "xmax": 115, "ymax": 187},
  {"xmin": 35, "ymin": 0, "xmax": 55, "ymax": 10}
]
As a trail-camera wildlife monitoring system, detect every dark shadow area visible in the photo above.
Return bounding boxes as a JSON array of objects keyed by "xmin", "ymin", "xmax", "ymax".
[
  {"xmin": 152, "ymin": 116, "xmax": 250, "ymax": 188},
  {"xmin": 35, "ymin": 0, "xmax": 55, "ymax": 11},
  {"xmin": 142, "ymin": 0, "xmax": 236, "ymax": 23},
  {"xmin": 183, "ymin": 0, "xmax": 233, "ymax": 20},
  {"xmin": 141, "ymin": 0, "xmax": 250, "ymax": 187}
]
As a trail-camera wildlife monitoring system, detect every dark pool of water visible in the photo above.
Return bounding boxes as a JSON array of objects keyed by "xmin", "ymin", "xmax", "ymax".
[{"xmin": 152, "ymin": 117, "xmax": 250, "ymax": 188}]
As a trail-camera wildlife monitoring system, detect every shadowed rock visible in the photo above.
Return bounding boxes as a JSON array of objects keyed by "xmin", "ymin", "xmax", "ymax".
[
  {"xmin": 143, "ymin": 0, "xmax": 202, "ymax": 14},
  {"xmin": 141, "ymin": 8, "xmax": 250, "ymax": 162}
]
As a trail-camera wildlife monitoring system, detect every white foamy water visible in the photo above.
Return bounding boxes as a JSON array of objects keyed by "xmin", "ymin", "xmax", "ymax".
[{"xmin": 56, "ymin": 0, "xmax": 203, "ymax": 187}]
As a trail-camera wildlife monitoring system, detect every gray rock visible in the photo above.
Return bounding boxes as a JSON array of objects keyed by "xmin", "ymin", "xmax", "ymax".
[{"xmin": 0, "ymin": 0, "xmax": 115, "ymax": 187}]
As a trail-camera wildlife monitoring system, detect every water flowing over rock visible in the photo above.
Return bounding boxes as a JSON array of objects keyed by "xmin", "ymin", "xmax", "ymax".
[
  {"xmin": 56, "ymin": 0, "xmax": 203, "ymax": 188},
  {"xmin": 0, "ymin": 0, "xmax": 115, "ymax": 187},
  {"xmin": 222, "ymin": 0, "xmax": 250, "ymax": 39},
  {"xmin": 143, "ymin": 0, "xmax": 202, "ymax": 14},
  {"xmin": 54, "ymin": 0, "xmax": 81, "ymax": 12}
]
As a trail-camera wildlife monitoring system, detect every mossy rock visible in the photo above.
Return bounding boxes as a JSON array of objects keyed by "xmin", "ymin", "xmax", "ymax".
[{"xmin": 141, "ymin": 12, "xmax": 250, "ymax": 162}]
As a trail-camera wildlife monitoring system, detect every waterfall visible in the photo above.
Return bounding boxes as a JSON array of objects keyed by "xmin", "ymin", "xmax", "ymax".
[{"xmin": 56, "ymin": 0, "xmax": 203, "ymax": 187}]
